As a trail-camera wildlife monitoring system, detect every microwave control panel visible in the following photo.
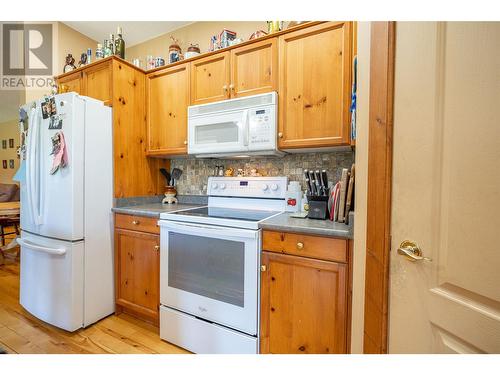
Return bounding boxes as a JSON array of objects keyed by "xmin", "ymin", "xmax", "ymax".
[{"xmin": 248, "ymin": 107, "xmax": 276, "ymax": 147}]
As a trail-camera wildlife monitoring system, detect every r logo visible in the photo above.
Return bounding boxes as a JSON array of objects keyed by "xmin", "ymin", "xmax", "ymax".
[{"xmin": 2, "ymin": 23, "xmax": 53, "ymax": 76}]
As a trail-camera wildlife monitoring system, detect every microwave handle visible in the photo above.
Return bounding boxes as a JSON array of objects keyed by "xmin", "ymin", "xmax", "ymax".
[{"xmin": 243, "ymin": 109, "xmax": 250, "ymax": 147}]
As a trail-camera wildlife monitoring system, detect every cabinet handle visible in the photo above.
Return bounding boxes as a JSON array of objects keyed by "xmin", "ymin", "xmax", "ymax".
[
  {"xmin": 296, "ymin": 242, "xmax": 304, "ymax": 250},
  {"xmin": 278, "ymin": 132, "xmax": 283, "ymax": 138},
  {"xmin": 260, "ymin": 265, "xmax": 267, "ymax": 272},
  {"xmin": 132, "ymin": 220, "xmax": 140, "ymax": 225},
  {"xmin": 154, "ymin": 245, "xmax": 160, "ymax": 251},
  {"xmin": 229, "ymin": 84, "xmax": 234, "ymax": 90}
]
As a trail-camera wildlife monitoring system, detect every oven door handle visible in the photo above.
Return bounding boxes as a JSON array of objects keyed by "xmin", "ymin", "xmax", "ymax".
[{"xmin": 159, "ymin": 220, "xmax": 258, "ymax": 239}]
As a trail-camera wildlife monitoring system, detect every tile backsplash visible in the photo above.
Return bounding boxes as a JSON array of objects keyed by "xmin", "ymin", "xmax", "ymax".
[{"xmin": 170, "ymin": 151, "xmax": 355, "ymax": 195}]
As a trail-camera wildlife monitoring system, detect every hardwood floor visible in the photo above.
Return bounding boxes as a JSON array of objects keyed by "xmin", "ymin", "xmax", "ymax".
[{"xmin": 0, "ymin": 245, "xmax": 188, "ymax": 354}]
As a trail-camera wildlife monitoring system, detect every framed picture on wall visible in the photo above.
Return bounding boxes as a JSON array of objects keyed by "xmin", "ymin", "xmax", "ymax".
[
  {"xmin": 9, "ymin": 159, "xmax": 14, "ymax": 169},
  {"xmin": 2, "ymin": 160, "xmax": 7, "ymax": 169},
  {"xmin": 9, "ymin": 139, "xmax": 14, "ymax": 148},
  {"xmin": 1, "ymin": 140, "xmax": 6, "ymax": 149}
]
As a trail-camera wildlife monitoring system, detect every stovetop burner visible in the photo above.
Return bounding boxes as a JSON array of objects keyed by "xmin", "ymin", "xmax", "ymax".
[{"xmin": 168, "ymin": 206, "xmax": 281, "ymax": 222}]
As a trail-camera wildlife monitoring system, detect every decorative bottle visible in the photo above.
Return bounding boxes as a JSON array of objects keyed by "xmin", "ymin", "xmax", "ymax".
[
  {"xmin": 115, "ymin": 27, "xmax": 125, "ymax": 59},
  {"xmin": 109, "ymin": 34, "xmax": 115, "ymax": 55}
]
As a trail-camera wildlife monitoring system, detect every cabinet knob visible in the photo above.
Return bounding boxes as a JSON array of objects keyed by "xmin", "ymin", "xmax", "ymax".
[
  {"xmin": 296, "ymin": 242, "xmax": 304, "ymax": 250},
  {"xmin": 132, "ymin": 220, "xmax": 140, "ymax": 225},
  {"xmin": 278, "ymin": 132, "xmax": 283, "ymax": 138},
  {"xmin": 260, "ymin": 265, "xmax": 267, "ymax": 272},
  {"xmin": 223, "ymin": 85, "xmax": 228, "ymax": 91},
  {"xmin": 183, "ymin": 140, "xmax": 187, "ymax": 145},
  {"xmin": 229, "ymin": 84, "xmax": 234, "ymax": 90},
  {"xmin": 154, "ymin": 245, "xmax": 160, "ymax": 251}
]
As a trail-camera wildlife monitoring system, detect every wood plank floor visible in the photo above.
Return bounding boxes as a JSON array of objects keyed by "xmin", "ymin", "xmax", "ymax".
[{"xmin": 0, "ymin": 248, "xmax": 189, "ymax": 354}]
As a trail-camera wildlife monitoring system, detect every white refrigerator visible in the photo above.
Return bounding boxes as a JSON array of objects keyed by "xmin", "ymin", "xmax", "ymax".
[{"xmin": 17, "ymin": 93, "xmax": 114, "ymax": 332}]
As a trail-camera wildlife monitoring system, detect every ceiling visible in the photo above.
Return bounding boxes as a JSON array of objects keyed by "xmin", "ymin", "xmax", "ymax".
[{"xmin": 62, "ymin": 21, "xmax": 193, "ymax": 47}]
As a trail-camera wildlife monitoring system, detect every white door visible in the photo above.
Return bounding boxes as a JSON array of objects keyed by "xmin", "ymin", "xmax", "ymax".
[
  {"xmin": 389, "ymin": 22, "xmax": 500, "ymax": 353},
  {"xmin": 159, "ymin": 220, "xmax": 259, "ymax": 335},
  {"xmin": 21, "ymin": 93, "xmax": 84, "ymax": 241},
  {"xmin": 19, "ymin": 230, "xmax": 84, "ymax": 332}
]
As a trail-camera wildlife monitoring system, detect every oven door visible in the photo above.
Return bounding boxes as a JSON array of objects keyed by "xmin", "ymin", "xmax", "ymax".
[
  {"xmin": 188, "ymin": 109, "xmax": 249, "ymax": 155},
  {"xmin": 159, "ymin": 220, "xmax": 259, "ymax": 335}
]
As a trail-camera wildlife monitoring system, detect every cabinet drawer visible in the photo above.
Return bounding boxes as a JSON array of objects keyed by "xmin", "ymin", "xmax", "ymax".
[
  {"xmin": 262, "ymin": 230, "xmax": 347, "ymax": 263},
  {"xmin": 115, "ymin": 213, "xmax": 160, "ymax": 234}
]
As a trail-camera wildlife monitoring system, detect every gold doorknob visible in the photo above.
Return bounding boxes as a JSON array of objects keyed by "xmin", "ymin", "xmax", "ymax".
[
  {"xmin": 397, "ymin": 240, "xmax": 432, "ymax": 262},
  {"xmin": 154, "ymin": 245, "xmax": 160, "ymax": 251},
  {"xmin": 132, "ymin": 220, "xmax": 140, "ymax": 225},
  {"xmin": 278, "ymin": 132, "xmax": 283, "ymax": 138},
  {"xmin": 183, "ymin": 140, "xmax": 187, "ymax": 145},
  {"xmin": 296, "ymin": 242, "xmax": 304, "ymax": 250},
  {"xmin": 261, "ymin": 265, "xmax": 267, "ymax": 272}
]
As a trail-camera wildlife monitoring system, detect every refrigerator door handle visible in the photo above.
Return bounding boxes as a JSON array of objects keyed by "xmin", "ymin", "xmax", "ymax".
[
  {"xmin": 26, "ymin": 107, "xmax": 36, "ymax": 226},
  {"xmin": 28, "ymin": 107, "xmax": 42, "ymax": 226},
  {"xmin": 16, "ymin": 238, "xmax": 66, "ymax": 256}
]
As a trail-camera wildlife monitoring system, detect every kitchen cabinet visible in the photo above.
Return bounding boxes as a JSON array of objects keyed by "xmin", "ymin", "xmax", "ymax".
[
  {"xmin": 146, "ymin": 63, "xmax": 190, "ymax": 155},
  {"xmin": 81, "ymin": 60, "xmax": 112, "ymax": 105},
  {"xmin": 278, "ymin": 21, "xmax": 353, "ymax": 149},
  {"xmin": 260, "ymin": 230, "xmax": 350, "ymax": 354},
  {"xmin": 190, "ymin": 52, "xmax": 230, "ymax": 105},
  {"xmin": 57, "ymin": 71, "xmax": 82, "ymax": 94},
  {"xmin": 189, "ymin": 40, "xmax": 278, "ymax": 106},
  {"xmin": 55, "ymin": 56, "xmax": 169, "ymax": 199},
  {"xmin": 115, "ymin": 213, "xmax": 160, "ymax": 325},
  {"xmin": 230, "ymin": 38, "xmax": 278, "ymax": 98}
]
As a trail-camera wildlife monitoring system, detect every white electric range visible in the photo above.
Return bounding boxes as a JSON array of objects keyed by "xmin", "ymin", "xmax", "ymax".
[{"xmin": 158, "ymin": 176, "xmax": 287, "ymax": 354}]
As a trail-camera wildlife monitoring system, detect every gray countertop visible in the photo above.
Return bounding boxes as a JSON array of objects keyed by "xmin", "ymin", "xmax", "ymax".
[
  {"xmin": 113, "ymin": 202, "xmax": 353, "ymax": 239},
  {"xmin": 259, "ymin": 212, "xmax": 354, "ymax": 239},
  {"xmin": 112, "ymin": 203, "xmax": 204, "ymax": 218}
]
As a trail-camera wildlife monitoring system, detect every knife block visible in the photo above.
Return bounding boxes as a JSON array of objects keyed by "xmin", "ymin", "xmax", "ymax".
[{"xmin": 307, "ymin": 193, "xmax": 329, "ymax": 220}]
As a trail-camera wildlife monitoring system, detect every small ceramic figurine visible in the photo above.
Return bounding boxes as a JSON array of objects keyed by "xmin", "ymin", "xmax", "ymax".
[
  {"xmin": 162, "ymin": 186, "xmax": 178, "ymax": 204},
  {"xmin": 224, "ymin": 167, "xmax": 234, "ymax": 177},
  {"xmin": 78, "ymin": 53, "xmax": 87, "ymax": 67},
  {"xmin": 63, "ymin": 54, "xmax": 76, "ymax": 73}
]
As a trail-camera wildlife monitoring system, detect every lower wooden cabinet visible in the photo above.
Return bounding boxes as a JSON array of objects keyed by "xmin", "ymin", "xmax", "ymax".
[
  {"xmin": 260, "ymin": 233, "xmax": 349, "ymax": 354},
  {"xmin": 114, "ymin": 214, "xmax": 160, "ymax": 325}
]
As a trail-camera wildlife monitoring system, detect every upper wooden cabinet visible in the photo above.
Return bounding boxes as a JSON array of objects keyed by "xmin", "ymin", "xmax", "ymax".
[
  {"xmin": 190, "ymin": 52, "xmax": 230, "ymax": 105},
  {"xmin": 82, "ymin": 60, "xmax": 112, "ymax": 105},
  {"xmin": 260, "ymin": 251, "xmax": 348, "ymax": 354},
  {"xmin": 146, "ymin": 63, "xmax": 190, "ymax": 155},
  {"xmin": 58, "ymin": 71, "xmax": 82, "ymax": 94},
  {"xmin": 230, "ymin": 38, "xmax": 278, "ymax": 98},
  {"xmin": 278, "ymin": 22, "xmax": 353, "ymax": 149}
]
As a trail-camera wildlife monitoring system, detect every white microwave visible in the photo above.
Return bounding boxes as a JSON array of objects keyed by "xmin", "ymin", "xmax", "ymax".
[{"xmin": 187, "ymin": 92, "xmax": 284, "ymax": 158}]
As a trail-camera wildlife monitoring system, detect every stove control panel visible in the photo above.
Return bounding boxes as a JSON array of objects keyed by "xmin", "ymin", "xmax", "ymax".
[{"xmin": 207, "ymin": 176, "xmax": 288, "ymax": 199}]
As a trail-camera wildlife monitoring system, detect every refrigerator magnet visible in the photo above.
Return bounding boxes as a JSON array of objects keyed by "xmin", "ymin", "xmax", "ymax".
[
  {"xmin": 2, "ymin": 160, "xmax": 7, "ymax": 169},
  {"xmin": 1, "ymin": 140, "xmax": 6, "ymax": 149},
  {"xmin": 9, "ymin": 139, "xmax": 14, "ymax": 148},
  {"xmin": 9, "ymin": 160, "xmax": 14, "ymax": 169},
  {"xmin": 49, "ymin": 116, "xmax": 63, "ymax": 130}
]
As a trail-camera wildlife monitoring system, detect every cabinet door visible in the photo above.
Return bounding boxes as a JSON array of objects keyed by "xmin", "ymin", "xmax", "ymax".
[
  {"xmin": 115, "ymin": 228, "xmax": 160, "ymax": 323},
  {"xmin": 190, "ymin": 52, "xmax": 230, "ymax": 105},
  {"xmin": 278, "ymin": 22, "xmax": 353, "ymax": 149},
  {"xmin": 58, "ymin": 71, "xmax": 81, "ymax": 94},
  {"xmin": 230, "ymin": 38, "xmax": 278, "ymax": 98},
  {"xmin": 260, "ymin": 251, "xmax": 347, "ymax": 354},
  {"xmin": 146, "ymin": 63, "xmax": 190, "ymax": 155},
  {"xmin": 82, "ymin": 61, "xmax": 112, "ymax": 105}
]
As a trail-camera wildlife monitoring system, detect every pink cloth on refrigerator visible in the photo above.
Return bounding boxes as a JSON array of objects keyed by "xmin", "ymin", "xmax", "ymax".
[{"xmin": 50, "ymin": 131, "xmax": 69, "ymax": 174}]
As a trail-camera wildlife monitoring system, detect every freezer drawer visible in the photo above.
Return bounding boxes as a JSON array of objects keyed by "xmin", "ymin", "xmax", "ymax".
[{"xmin": 19, "ymin": 231, "xmax": 84, "ymax": 332}]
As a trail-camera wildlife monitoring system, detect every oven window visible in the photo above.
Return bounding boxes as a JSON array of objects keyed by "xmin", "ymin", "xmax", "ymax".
[
  {"xmin": 168, "ymin": 232, "xmax": 245, "ymax": 307},
  {"xmin": 195, "ymin": 122, "xmax": 239, "ymax": 144}
]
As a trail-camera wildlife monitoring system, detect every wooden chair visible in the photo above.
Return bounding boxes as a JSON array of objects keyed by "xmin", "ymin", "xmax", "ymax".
[{"xmin": 0, "ymin": 202, "xmax": 20, "ymax": 264}]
